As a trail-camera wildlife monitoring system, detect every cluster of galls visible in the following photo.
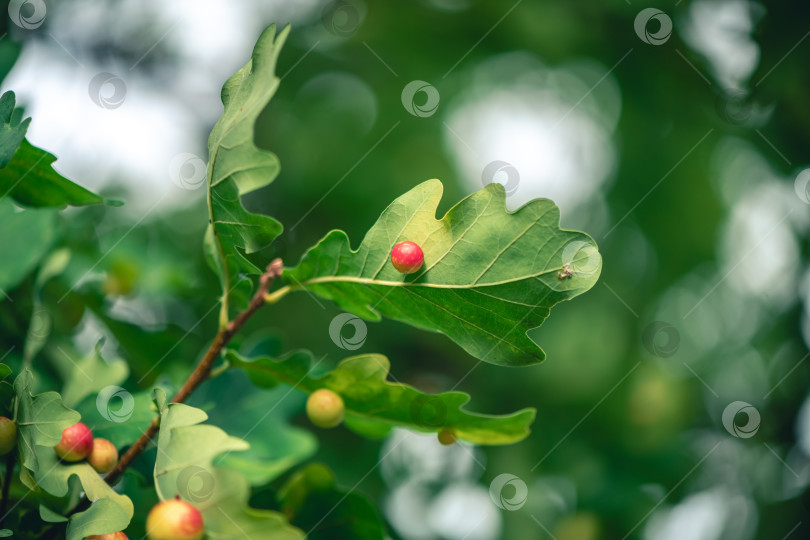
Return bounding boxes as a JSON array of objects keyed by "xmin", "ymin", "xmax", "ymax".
[
  {"xmin": 53, "ymin": 422, "xmax": 117, "ymax": 473},
  {"xmin": 43, "ymin": 242, "xmax": 432, "ymax": 539},
  {"xmin": 53, "ymin": 423, "xmax": 204, "ymax": 540}
]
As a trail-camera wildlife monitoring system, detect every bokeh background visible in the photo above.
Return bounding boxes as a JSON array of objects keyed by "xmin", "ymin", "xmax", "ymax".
[{"xmin": 1, "ymin": 0, "xmax": 810, "ymax": 538}]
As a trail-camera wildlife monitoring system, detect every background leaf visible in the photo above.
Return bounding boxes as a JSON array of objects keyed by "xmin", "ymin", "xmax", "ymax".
[
  {"xmin": 229, "ymin": 350, "xmax": 535, "ymax": 445},
  {"xmin": 189, "ymin": 369, "xmax": 317, "ymax": 487},
  {"xmin": 281, "ymin": 179, "xmax": 601, "ymax": 366},
  {"xmin": 278, "ymin": 463, "xmax": 385, "ymax": 540},
  {"xmin": 205, "ymin": 24, "xmax": 288, "ymax": 320},
  {"xmin": 0, "ymin": 198, "xmax": 57, "ymax": 294},
  {"xmin": 23, "ymin": 248, "xmax": 71, "ymax": 363},
  {"xmin": 60, "ymin": 341, "xmax": 128, "ymax": 408},
  {"xmin": 0, "ymin": 364, "xmax": 13, "ymax": 415}
]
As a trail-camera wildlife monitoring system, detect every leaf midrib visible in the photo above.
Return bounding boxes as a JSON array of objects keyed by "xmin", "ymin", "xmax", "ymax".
[
  {"xmin": 233, "ymin": 359, "xmax": 528, "ymax": 432},
  {"xmin": 289, "ymin": 265, "xmax": 568, "ymax": 289}
]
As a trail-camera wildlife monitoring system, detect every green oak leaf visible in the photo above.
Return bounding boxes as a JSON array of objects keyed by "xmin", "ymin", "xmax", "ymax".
[
  {"xmin": 34, "ymin": 446, "xmax": 133, "ymax": 539},
  {"xmin": 60, "ymin": 340, "xmax": 129, "ymax": 408},
  {"xmin": 152, "ymin": 389, "xmax": 304, "ymax": 539},
  {"xmin": 205, "ymin": 25, "xmax": 288, "ymax": 322},
  {"xmin": 0, "ymin": 198, "xmax": 57, "ymax": 294},
  {"xmin": 278, "ymin": 179, "xmax": 602, "ymax": 367},
  {"xmin": 14, "ymin": 369, "xmax": 80, "ymax": 479},
  {"xmin": 228, "ymin": 350, "xmax": 535, "ymax": 445},
  {"xmin": 0, "ymin": 139, "xmax": 105, "ymax": 208},
  {"xmin": 279, "ymin": 463, "xmax": 385, "ymax": 540},
  {"xmin": 65, "ymin": 498, "xmax": 132, "ymax": 540}
]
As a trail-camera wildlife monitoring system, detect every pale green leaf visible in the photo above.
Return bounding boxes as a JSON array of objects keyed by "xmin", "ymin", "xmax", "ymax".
[
  {"xmin": 14, "ymin": 369, "xmax": 80, "ymax": 477},
  {"xmin": 66, "ymin": 498, "xmax": 132, "ymax": 540},
  {"xmin": 34, "ymin": 446, "xmax": 133, "ymax": 538}
]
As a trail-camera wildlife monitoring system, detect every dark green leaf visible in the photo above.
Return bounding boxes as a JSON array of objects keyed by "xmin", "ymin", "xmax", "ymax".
[
  {"xmin": 0, "ymin": 91, "xmax": 104, "ymax": 208},
  {"xmin": 0, "ymin": 139, "xmax": 104, "ymax": 208},
  {"xmin": 279, "ymin": 463, "xmax": 385, "ymax": 540},
  {"xmin": 0, "ymin": 91, "xmax": 29, "ymax": 167}
]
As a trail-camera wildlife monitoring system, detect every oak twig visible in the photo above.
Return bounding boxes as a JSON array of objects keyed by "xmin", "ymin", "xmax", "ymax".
[{"xmin": 103, "ymin": 259, "xmax": 284, "ymax": 486}]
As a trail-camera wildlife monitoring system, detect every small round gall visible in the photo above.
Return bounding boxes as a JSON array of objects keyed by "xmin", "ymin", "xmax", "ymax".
[
  {"xmin": 54, "ymin": 422, "xmax": 94, "ymax": 462},
  {"xmin": 88, "ymin": 438, "xmax": 119, "ymax": 474},
  {"xmin": 390, "ymin": 241, "xmax": 424, "ymax": 274},
  {"xmin": 146, "ymin": 497, "xmax": 204, "ymax": 540},
  {"xmin": 88, "ymin": 532, "xmax": 129, "ymax": 540},
  {"xmin": 306, "ymin": 389, "xmax": 345, "ymax": 428},
  {"xmin": 0, "ymin": 417, "xmax": 17, "ymax": 456},
  {"xmin": 438, "ymin": 428, "xmax": 457, "ymax": 446}
]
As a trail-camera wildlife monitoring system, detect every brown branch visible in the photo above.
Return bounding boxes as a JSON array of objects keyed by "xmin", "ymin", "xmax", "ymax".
[{"xmin": 103, "ymin": 259, "xmax": 283, "ymax": 486}]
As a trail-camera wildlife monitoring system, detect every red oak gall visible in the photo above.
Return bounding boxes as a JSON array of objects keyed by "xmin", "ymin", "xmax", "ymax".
[
  {"xmin": 146, "ymin": 498, "xmax": 204, "ymax": 540},
  {"xmin": 391, "ymin": 241, "xmax": 424, "ymax": 274},
  {"xmin": 54, "ymin": 422, "xmax": 94, "ymax": 462},
  {"xmin": 88, "ymin": 532, "xmax": 129, "ymax": 539}
]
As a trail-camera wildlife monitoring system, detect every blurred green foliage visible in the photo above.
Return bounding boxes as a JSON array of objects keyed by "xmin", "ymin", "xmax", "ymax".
[{"xmin": 1, "ymin": 0, "xmax": 810, "ymax": 539}]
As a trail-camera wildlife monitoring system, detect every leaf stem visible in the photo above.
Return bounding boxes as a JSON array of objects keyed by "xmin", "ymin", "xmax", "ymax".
[
  {"xmin": 264, "ymin": 284, "xmax": 293, "ymax": 304},
  {"xmin": 103, "ymin": 259, "xmax": 284, "ymax": 486}
]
